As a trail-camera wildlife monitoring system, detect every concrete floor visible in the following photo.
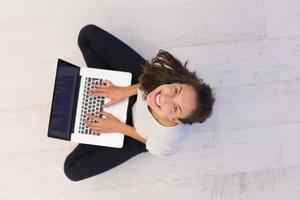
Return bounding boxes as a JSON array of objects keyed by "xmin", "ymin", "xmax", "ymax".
[{"xmin": 1, "ymin": 0, "xmax": 300, "ymax": 199}]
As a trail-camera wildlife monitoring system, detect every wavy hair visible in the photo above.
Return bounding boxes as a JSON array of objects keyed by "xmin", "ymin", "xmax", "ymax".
[{"xmin": 138, "ymin": 49, "xmax": 215, "ymax": 124}]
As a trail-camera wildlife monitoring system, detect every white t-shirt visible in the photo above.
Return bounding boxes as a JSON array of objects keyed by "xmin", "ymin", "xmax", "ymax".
[{"xmin": 132, "ymin": 87, "xmax": 192, "ymax": 157}]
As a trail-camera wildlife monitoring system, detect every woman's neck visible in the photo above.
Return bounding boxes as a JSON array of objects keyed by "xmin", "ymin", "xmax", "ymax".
[{"xmin": 148, "ymin": 106, "xmax": 178, "ymax": 127}]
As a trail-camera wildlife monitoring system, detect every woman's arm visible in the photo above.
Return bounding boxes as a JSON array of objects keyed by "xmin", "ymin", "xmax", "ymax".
[
  {"xmin": 117, "ymin": 123, "xmax": 146, "ymax": 144},
  {"xmin": 91, "ymin": 82, "xmax": 140, "ymax": 107},
  {"xmin": 123, "ymin": 83, "xmax": 140, "ymax": 97}
]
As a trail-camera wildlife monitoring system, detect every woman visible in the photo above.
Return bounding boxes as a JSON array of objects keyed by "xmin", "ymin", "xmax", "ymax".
[{"xmin": 64, "ymin": 24, "xmax": 215, "ymax": 181}]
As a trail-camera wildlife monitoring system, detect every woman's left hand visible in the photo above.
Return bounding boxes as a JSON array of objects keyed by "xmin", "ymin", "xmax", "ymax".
[{"xmin": 84, "ymin": 111, "xmax": 124, "ymax": 134}]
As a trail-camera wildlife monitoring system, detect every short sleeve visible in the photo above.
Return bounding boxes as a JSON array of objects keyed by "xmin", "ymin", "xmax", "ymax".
[{"xmin": 146, "ymin": 137, "xmax": 178, "ymax": 157}]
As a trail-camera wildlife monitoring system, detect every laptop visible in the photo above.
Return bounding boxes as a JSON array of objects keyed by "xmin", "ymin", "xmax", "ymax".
[{"xmin": 47, "ymin": 59, "xmax": 132, "ymax": 148}]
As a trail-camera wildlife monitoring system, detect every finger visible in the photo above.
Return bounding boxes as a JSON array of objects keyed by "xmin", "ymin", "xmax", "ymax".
[
  {"xmin": 87, "ymin": 115, "xmax": 99, "ymax": 123},
  {"xmin": 88, "ymin": 91, "xmax": 107, "ymax": 97},
  {"xmin": 91, "ymin": 90, "xmax": 108, "ymax": 95},
  {"xmin": 100, "ymin": 111, "xmax": 112, "ymax": 118},
  {"xmin": 93, "ymin": 84, "xmax": 106, "ymax": 88},
  {"xmin": 88, "ymin": 87, "xmax": 107, "ymax": 93},
  {"xmin": 86, "ymin": 122, "xmax": 103, "ymax": 133},
  {"xmin": 103, "ymin": 79, "xmax": 112, "ymax": 86},
  {"xmin": 86, "ymin": 114, "xmax": 101, "ymax": 122},
  {"xmin": 90, "ymin": 86, "xmax": 107, "ymax": 90},
  {"xmin": 84, "ymin": 121, "xmax": 99, "ymax": 130},
  {"xmin": 83, "ymin": 121, "xmax": 93, "ymax": 128},
  {"xmin": 103, "ymin": 99, "xmax": 114, "ymax": 107}
]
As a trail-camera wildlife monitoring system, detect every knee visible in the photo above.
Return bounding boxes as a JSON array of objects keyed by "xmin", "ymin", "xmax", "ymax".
[
  {"xmin": 63, "ymin": 156, "xmax": 81, "ymax": 182},
  {"xmin": 78, "ymin": 24, "xmax": 99, "ymax": 46}
]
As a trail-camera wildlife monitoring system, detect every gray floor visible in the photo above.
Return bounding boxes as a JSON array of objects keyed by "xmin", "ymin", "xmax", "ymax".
[{"xmin": 1, "ymin": 0, "xmax": 300, "ymax": 199}]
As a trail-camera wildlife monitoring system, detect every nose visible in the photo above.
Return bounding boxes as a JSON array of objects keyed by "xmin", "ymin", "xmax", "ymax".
[
  {"xmin": 164, "ymin": 93, "xmax": 171, "ymax": 101},
  {"xmin": 163, "ymin": 92, "xmax": 174, "ymax": 107}
]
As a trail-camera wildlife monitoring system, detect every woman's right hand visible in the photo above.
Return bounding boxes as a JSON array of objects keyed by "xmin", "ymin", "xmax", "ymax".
[{"xmin": 88, "ymin": 79, "xmax": 128, "ymax": 108}]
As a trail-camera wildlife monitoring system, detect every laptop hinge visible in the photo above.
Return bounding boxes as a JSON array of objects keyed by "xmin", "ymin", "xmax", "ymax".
[{"xmin": 70, "ymin": 75, "xmax": 81, "ymax": 133}]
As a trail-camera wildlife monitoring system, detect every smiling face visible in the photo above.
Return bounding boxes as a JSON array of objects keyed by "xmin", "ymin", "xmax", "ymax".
[{"xmin": 146, "ymin": 83, "xmax": 198, "ymax": 126}]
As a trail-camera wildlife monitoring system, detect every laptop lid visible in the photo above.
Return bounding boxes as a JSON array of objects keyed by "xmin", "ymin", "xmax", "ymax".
[{"xmin": 48, "ymin": 59, "xmax": 81, "ymax": 140}]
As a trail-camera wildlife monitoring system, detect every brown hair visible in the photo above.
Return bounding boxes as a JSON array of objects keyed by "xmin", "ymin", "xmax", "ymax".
[{"xmin": 138, "ymin": 49, "xmax": 215, "ymax": 124}]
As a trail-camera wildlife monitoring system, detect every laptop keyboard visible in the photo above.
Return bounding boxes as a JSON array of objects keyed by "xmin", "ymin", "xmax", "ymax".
[{"xmin": 78, "ymin": 77, "xmax": 105, "ymax": 135}]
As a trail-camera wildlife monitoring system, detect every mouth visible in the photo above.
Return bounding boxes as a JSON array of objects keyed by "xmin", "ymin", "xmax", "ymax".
[{"xmin": 154, "ymin": 91, "xmax": 161, "ymax": 109}]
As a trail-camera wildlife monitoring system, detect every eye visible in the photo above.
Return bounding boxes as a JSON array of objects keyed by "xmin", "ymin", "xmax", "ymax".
[
  {"xmin": 174, "ymin": 88, "xmax": 178, "ymax": 96},
  {"xmin": 173, "ymin": 105, "xmax": 178, "ymax": 113}
]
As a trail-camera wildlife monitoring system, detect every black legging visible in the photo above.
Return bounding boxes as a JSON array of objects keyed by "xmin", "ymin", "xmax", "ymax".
[{"xmin": 64, "ymin": 24, "xmax": 148, "ymax": 181}]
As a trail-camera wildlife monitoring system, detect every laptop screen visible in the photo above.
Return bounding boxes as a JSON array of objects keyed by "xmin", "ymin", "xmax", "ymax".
[{"xmin": 48, "ymin": 59, "xmax": 80, "ymax": 140}]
